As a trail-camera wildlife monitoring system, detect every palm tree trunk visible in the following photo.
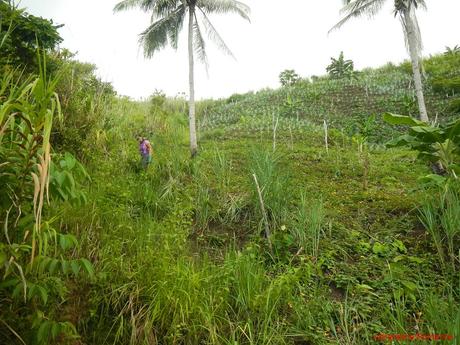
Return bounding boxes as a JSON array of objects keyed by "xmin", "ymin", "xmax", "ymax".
[
  {"xmin": 403, "ymin": 7, "xmax": 429, "ymax": 122},
  {"xmin": 188, "ymin": 5, "xmax": 198, "ymax": 157}
]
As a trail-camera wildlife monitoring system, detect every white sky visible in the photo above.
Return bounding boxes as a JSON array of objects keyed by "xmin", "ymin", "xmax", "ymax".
[{"xmin": 21, "ymin": 0, "xmax": 460, "ymax": 100}]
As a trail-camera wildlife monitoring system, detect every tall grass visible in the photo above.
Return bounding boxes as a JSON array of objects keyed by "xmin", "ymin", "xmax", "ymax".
[
  {"xmin": 419, "ymin": 185, "xmax": 460, "ymax": 270},
  {"xmin": 23, "ymin": 47, "xmax": 458, "ymax": 345},
  {"xmin": 247, "ymin": 147, "xmax": 290, "ymax": 231},
  {"xmin": 210, "ymin": 146, "xmax": 232, "ymax": 191},
  {"xmin": 421, "ymin": 286, "xmax": 460, "ymax": 340},
  {"xmin": 292, "ymin": 193, "xmax": 325, "ymax": 258}
]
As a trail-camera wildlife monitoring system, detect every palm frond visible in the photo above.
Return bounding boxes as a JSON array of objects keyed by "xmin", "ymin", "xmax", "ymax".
[
  {"xmin": 113, "ymin": 0, "xmax": 146, "ymax": 12},
  {"xmin": 394, "ymin": 0, "xmax": 427, "ymax": 14},
  {"xmin": 168, "ymin": 5, "xmax": 186, "ymax": 49},
  {"xmin": 139, "ymin": 6, "xmax": 185, "ymax": 57},
  {"xmin": 329, "ymin": 0, "xmax": 386, "ymax": 33},
  {"xmin": 414, "ymin": 0, "xmax": 427, "ymax": 10},
  {"xmin": 192, "ymin": 15, "xmax": 209, "ymax": 71},
  {"xmin": 198, "ymin": 0, "xmax": 250, "ymax": 22},
  {"xmin": 114, "ymin": 0, "xmax": 180, "ymax": 16},
  {"xmin": 197, "ymin": 8, "xmax": 235, "ymax": 59},
  {"xmin": 151, "ymin": 0, "xmax": 183, "ymax": 20}
]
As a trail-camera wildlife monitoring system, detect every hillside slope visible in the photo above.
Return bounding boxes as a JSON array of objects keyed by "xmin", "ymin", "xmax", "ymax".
[
  {"xmin": 67, "ymin": 100, "xmax": 460, "ymax": 344},
  {"xmin": 198, "ymin": 53, "xmax": 460, "ymax": 142}
]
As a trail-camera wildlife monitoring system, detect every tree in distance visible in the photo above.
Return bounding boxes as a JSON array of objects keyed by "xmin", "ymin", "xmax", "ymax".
[
  {"xmin": 326, "ymin": 51, "xmax": 356, "ymax": 80},
  {"xmin": 279, "ymin": 69, "xmax": 301, "ymax": 87}
]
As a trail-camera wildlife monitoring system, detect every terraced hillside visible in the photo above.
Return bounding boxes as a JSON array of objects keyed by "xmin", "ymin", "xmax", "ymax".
[{"xmin": 198, "ymin": 54, "xmax": 460, "ymax": 142}]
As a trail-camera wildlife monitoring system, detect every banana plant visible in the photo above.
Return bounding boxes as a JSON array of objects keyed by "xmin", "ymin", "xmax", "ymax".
[{"xmin": 383, "ymin": 113, "xmax": 460, "ymax": 180}]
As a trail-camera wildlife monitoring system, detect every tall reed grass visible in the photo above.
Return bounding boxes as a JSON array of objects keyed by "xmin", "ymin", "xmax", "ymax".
[
  {"xmin": 292, "ymin": 194, "xmax": 325, "ymax": 258},
  {"xmin": 419, "ymin": 184, "xmax": 460, "ymax": 270}
]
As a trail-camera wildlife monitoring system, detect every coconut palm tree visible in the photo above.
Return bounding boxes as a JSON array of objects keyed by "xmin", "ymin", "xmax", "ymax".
[
  {"xmin": 114, "ymin": 0, "xmax": 250, "ymax": 157},
  {"xmin": 330, "ymin": 0, "xmax": 429, "ymax": 122}
]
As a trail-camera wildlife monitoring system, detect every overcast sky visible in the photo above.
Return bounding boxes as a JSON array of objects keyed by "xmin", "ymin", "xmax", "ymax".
[{"xmin": 21, "ymin": 0, "xmax": 460, "ymax": 100}]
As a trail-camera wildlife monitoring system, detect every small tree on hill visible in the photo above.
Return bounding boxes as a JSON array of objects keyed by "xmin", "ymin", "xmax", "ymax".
[
  {"xmin": 444, "ymin": 45, "xmax": 460, "ymax": 56},
  {"xmin": 279, "ymin": 69, "xmax": 300, "ymax": 87},
  {"xmin": 326, "ymin": 51, "xmax": 356, "ymax": 79},
  {"xmin": 149, "ymin": 89, "xmax": 166, "ymax": 113}
]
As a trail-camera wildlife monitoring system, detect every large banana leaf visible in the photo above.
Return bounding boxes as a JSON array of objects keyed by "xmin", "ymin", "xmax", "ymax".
[{"xmin": 383, "ymin": 112, "xmax": 460, "ymax": 178}]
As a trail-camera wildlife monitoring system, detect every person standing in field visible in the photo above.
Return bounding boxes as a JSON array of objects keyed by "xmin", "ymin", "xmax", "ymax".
[{"xmin": 138, "ymin": 136, "xmax": 152, "ymax": 169}]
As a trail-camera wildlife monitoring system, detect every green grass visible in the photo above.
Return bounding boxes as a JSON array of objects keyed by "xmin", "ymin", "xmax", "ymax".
[
  {"xmin": 55, "ymin": 101, "xmax": 458, "ymax": 345},
  {"xmin": 10, "ymin": 73, "xmax": 452, "ymax": 345},
  {"xmin": 3, "ymin": 34, "xmax": 459, "ymax": 345}
]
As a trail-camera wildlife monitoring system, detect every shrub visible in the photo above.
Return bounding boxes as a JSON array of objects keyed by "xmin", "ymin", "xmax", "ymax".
[{"xmin": 279, "ymin": 69, "xmax": 300, "ymax": 87}]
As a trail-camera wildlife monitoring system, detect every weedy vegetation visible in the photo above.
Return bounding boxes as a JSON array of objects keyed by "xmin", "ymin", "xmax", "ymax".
[{"xmin": 1, "ymin": 2, "xmax": 460, "ymax": 345}]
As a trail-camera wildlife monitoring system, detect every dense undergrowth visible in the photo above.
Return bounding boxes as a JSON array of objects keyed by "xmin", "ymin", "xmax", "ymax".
[
  {"xmin": 1, "ymin": 4, "xmax": 460, "ymax": 344},
  {"xmin": 66, "ymin": 102, "xmax": 458, "ymax": 344},
  {"xmin": 2, "ymin": 74, "xmax": 460, "ymax": 344}
]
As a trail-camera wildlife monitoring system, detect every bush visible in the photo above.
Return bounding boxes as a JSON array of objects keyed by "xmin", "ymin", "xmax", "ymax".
[
  {"xmin": 50, "ymin": 57, "xmax": 116, "ymax": 156},
  {"xmin": 279, "ymin": 69, "xmax": 300, "ymax": 87}
]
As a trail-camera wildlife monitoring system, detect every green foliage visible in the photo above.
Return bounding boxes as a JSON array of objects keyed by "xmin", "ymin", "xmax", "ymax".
[
  {"xmin": 149, "ymin": 89, "xmax": 166, "ymax": 113},
  {"xmin": 0, "ymin": 2, "xmax": 62, "ymax": 69},
  {"xmin": 419, "ymin": 184, "xmax": 460, "ymax": 271},
  {"xmin": 248, "ymin": 147, "xmax": 290, "ymax": 230},
  {"xmin": 227, "ymin": 92, "xmax": 247, "ymax": 104},
  {"xmin": 49, "ymin": 152, "xmax": 90, "ymax": 205},
  {"xmin": 279, "ymin": 69, "xmax": 300, "ymax": 87},
  {"xmin": 431, "ymin": 77, "xmax": 460, "ymax": 94},
  {"xmin": 384, "ymin": 113, "xmax": 460, "ymax": 179},
  {"xmin": 49, "ymin": 57, "xmax": 116, "ymax": 155},
  {"xmin": 280, "ymin": 93, "xmax": 302, "ymax": 119},
  {"xmin": 444, "ymin": 45, "xmax": 460, "ymax": 56},
  {"xmin": 447, "ymin": 98, "xmax": 460, "ymax": 114},
  {"xmin": 422, "ymin": 52, "xmax": 460, "ymax": 117},
  {"xmin": 53, "ymin": 97, "xmax": 456, "ymax": 344},
  {"xmin": 4, "ymin": 5, "xmax": 460, "ymax": 343},
  {"xmin": 291, "ymin": 195, "xmax": 326, "ymax": 258},
  {"xmin": 326, "ymin": 51, "xmax": 356, "ymax": 80},
  {"xmin": 0, "ymin": 54, "xmax": 93, "ymax": 345},
  {"xmin": 199, "ymin": 53, "xmax": 460, "ymax": 144}
]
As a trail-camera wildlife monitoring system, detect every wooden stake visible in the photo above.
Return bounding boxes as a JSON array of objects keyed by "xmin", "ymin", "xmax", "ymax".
[
  {"xmin": 323, "ymin": 119, "xmax": 329, "ymax": 154},
  {"xmin": 272, "ymin": 111, "xmax": 279, "ymax": 152},
  {"xmin": 363, "ymin": 150, "xmax": 369, "ymax": 191}
]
